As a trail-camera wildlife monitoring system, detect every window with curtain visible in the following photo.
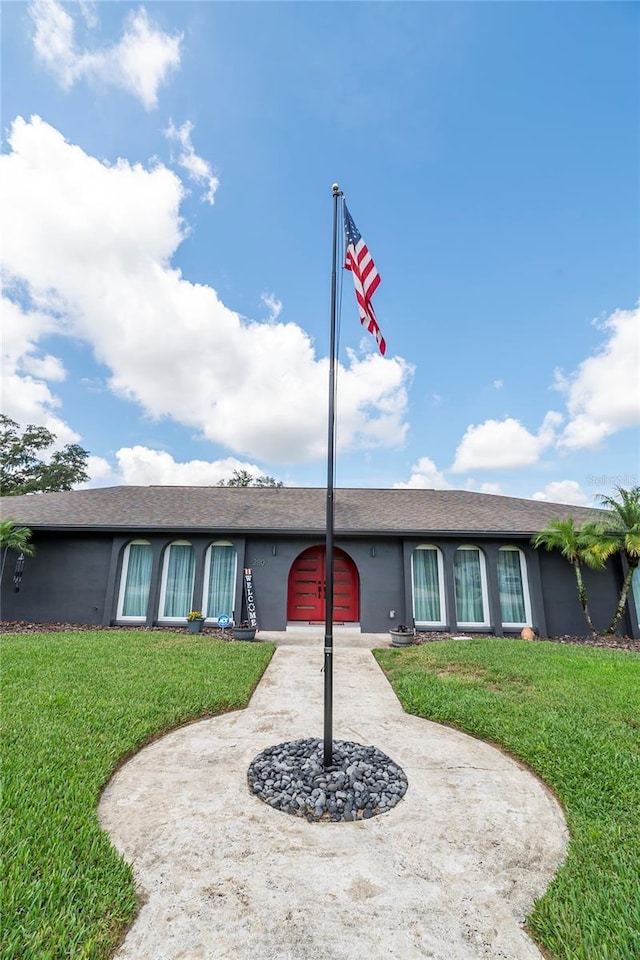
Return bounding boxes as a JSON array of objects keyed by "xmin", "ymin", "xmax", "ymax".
[
  {"xmin": 118, "ymin": 540, "xmax": 152, "ymax": 619},
  {"xmin": 632, "ymin": 567, "xmax": 640, "ymax": 627},
  {"xmin": 160, "ymin": 541, "xmax": 195, "ymax": 618},
  {"xmin": 412, "ymin": 546, "xmax": 445, "ymax": 624},
  {"xmin": 454, "ymin": 546, "xmax": 488, "ymax": 625},
  {"xmin": 203, "ymin": 542, "xmax": 236, "ymax": 620},
  {"xmin": 497, "ymin": 547, "xmax": 531, "ymax": 625}
]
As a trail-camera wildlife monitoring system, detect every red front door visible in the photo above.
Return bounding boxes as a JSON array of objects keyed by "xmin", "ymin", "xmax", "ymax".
[{"xmin": 287, "ymin": 546, "xmax": 359, "ymax": 622}]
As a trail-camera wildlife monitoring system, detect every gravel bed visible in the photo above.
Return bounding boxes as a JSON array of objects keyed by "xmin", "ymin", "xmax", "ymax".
[{"xmin": 247, "ymin": 737, "xmax": 408, "ymax": 822}]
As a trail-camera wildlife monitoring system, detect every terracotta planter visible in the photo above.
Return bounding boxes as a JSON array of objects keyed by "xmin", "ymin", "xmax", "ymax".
[{"xmin": 390, "ymin": 629, "xmax": 414, "ymax": 647}]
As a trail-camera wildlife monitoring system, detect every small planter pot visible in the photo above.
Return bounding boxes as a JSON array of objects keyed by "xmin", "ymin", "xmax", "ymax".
[
  {"xmin": 233, "ymin": 627, "xmax": 258, "ymax": 641},
  {"xmin": 390, "ymin": 629, "xmax": 414, "ymax": 647},
  {"xmin": 187, "ymin": 619, "xmax": 204, "ymax": 634}
]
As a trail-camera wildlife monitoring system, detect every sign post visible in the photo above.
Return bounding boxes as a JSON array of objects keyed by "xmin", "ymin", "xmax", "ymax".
[{"xmin": 243, "ymin": 568, "xmax": 258, "ymax": 627}]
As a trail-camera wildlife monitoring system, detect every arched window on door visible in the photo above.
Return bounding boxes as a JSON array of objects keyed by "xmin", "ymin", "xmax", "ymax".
[
  {"xmin": 412, "ymin": 545, "xmax": 446, "ymax": 626},
  {"xmin": 497, "ymin": 546, "xmax": 532, "ymax": 627},
  {"xmin": 159, "ymin": 540, "xmax": 195, "ymax": 619},
  {"xmin": 202, "ymin": 541, "xmax": 237, "ymax": 622},
  {"xmin": 454, "ymin": 546, "xmax": 489, "ymax": 627},
  {"xmin": 117, "ymin": 539, "xmax": 152, "ymax": 620}
]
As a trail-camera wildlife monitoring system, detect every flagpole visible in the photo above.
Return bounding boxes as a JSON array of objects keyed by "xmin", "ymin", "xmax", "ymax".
[{"xmin": 323, "ymin": 182, "xmax": 341, "ymax": 768}]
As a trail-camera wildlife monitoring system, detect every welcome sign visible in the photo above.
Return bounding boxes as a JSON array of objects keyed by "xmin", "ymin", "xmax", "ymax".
[{"xmin": 243, "ymin": 568, "xmax": 258, "ymax": 628}]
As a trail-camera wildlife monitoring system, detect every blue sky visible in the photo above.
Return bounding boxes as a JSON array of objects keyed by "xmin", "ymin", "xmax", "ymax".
[{"xmin": 1, "ymin": 0, "xmax": 638, "ymax": 505}]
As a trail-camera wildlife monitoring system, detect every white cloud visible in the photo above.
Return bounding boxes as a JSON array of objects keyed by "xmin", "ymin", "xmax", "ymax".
[
  {"xmin": 464, "ymin": 479, "xmax": 504, "ymax": 495},
  {"xmin": 21, "ymin": 353, "xmax": 67, "ymax": 382},
  {"xmin": 81, "ymin": 448, "xmax": 268, "ymax": 488},
  {"xmin": 1, "ymin": 296, "xmax": 80, "ymax": 445},
  {"xmin": 451, "ymin": 411, "xmax": 562, "ymax": 472},
  {"xmin": 1, "ymin": 116, "xmax": 411, "ymax": 466},
  {"xmin": 164, "ymin": 120, "xmax": 219, "ymax": 205},
  {"xmin": 29, "ymin": 0, "xmax": 182, "ymax": 109},
  {"xmin": 78, "ymin": 2, "xmax": 98, "ymax": 30},
  {"xmin": 555, "ymin": 304, "xmax": 640, "ymax": 449},
  {"xmin": 480, "ymin": 482, "xmax": 502, "ymax": 495},
  {"xmin": 448, "ymin": 306, "xmax": 639, "ymax": 479},
  {"xmin": 393, "ymin": 456, "xmax": 451, "ymax": 489},
  {"xmin": 261, "ymin": 292, "xmax": 283, "ymax": 322},
  {"xmin": 492, "ymin": 379, "xmax": 504, "ymax": 390},
  {"xmin": 83, "ymin": 454, "xmax": 113, "ymax": 485},
  {"xmin": 113, "ymin": 447, "xmax": 266, "ymax": 487},
  {"xmin": 532, "ymin": 480, "xmax": 592, "ymax": 507}
]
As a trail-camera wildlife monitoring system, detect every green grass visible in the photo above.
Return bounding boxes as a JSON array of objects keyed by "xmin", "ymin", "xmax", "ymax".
[
  {"xmin": 1, "ymin": 630, "xmax": 274, "ymax": 960},
  {"xmin": 375, "ymin": 639, "xmax": 640, "ymax": 960}
]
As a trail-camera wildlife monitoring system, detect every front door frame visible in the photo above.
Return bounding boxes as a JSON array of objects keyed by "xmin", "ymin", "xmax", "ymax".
[{"xmin": 287, "ymin": 545, "xmax": 360, "ymax": 622}]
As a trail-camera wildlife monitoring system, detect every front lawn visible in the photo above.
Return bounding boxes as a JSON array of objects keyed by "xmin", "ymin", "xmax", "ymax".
[
  {"xmin": 375, "ymin": 638, "xmax": 640, "ymax": 960},
  {"xmin": 4, "ymin": 632, "xmax": 638, "ymax": 960},
  {"xmin": 1, "ymin": 630, "xmax": 274, "ymax": 960}
]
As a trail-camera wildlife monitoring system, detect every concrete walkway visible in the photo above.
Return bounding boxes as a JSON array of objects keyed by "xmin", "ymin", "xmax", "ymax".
[{"xmin": 98, "ymin": 632, "xmax": 568, "ymax": 960}]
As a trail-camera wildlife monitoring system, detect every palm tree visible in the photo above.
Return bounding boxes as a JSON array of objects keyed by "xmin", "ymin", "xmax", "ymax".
[
  {"xmin": 532, "ymin": 517, "xmax": 606, "ymax": 635},
  {"xmin": 0, "ymin": 519, "xmax": 35, "ymax": 580},
  {"xmin": 595, "ymin": 486, "xmax": 640, "ymax": 634}
]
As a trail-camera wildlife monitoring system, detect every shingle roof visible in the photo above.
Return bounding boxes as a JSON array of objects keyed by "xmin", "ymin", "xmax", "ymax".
[{"xmin": 0, "ymin": 486, "xmax": 604, "ymax": 536}]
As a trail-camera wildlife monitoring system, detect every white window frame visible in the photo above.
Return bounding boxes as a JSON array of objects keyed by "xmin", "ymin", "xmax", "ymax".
[
  {"xmin": 158, "ymin": 540, "xmax": 195, "ymax": 622},
  {"xmin": 411, "ymin": 545, "xmax": 446, "ymax": 627},
  {"xmin": 454, "ymin": 545, "xmax": 490, "ymax": 628},
  {"xmin": 202, "ymin": 541, "xmax": 237, "ymax": 623},
  {"xmin": 498, "ymin": 546, "xmax": 533, "ymax": 628},
  {"xmin": 116, "ymin": 539, "xmax": 152, "ymax": 621}
]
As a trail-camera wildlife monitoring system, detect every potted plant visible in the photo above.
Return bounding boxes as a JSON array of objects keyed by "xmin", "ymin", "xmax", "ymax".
[
  {"xmin": 186, "ymin": 611, "xmax": 205, "ymax": 634},
  {"xmin": 389, "ymin": 624, "xmax": 415, "ymax": 647},
  {"xmin": 232, "ymin": 620, "xmax": 258, "ymax": 641}
]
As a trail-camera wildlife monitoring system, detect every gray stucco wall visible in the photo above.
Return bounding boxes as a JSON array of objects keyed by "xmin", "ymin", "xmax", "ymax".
[
  {"xmin": 240, "ymin": 538, "xmax": 404, "ymax": 632},
  {"xmin": 538, "ymin": 550, "xmax": 630, "ymax": 637},
  {"xmin": 1, "ymin": 533, "xmax": 113, "ymax": 624},
  {"xmin": 1, "ymin": 530, "xmax": 636, "ymax": 638},
  {"xmin": 242, "ymin": 537, "xmax": 298, "ymax": 630},
  {"xmin": 338, "ymin": 538, "xmax": 404, "ymax": 633}
]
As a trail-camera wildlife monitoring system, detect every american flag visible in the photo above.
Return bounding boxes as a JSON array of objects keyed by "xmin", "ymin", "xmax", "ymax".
[{"xmin": 343, "ymin": 204, "xmax": 386, "ymax": 356}]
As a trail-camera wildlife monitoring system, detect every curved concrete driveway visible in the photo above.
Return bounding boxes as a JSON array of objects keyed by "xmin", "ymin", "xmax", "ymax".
[{"xmin": 99, "ymin": 633, "xmax": 568, "ymax": 960}]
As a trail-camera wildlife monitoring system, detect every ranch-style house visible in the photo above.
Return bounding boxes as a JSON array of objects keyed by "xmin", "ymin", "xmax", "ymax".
[{"xmin": 1, "ymin": 486, "xmax": 638, "ymax": 638}]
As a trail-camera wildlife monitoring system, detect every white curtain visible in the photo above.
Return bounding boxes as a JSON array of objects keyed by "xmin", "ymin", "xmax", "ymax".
[
  {"xmin": 498, "ymin": 549, "xmax": 526, "ymax": 623},
  {"xmin": 413, "ymin": 548, "xmax": 441, "ymax": 622},
  {"xmin": 205, "ymin": 544, "xmax": 236, "ymax": 619},
  {"xmin": 162, "ymin": 543, "xmax": 195, "ymax": 617},
  {"xmin": 454, "ymin": 548, "xmax": 484, "ymax": 623},
  {"xmin": 121, "ymin": 542, "xmax": 152, "ymax": 617}
]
